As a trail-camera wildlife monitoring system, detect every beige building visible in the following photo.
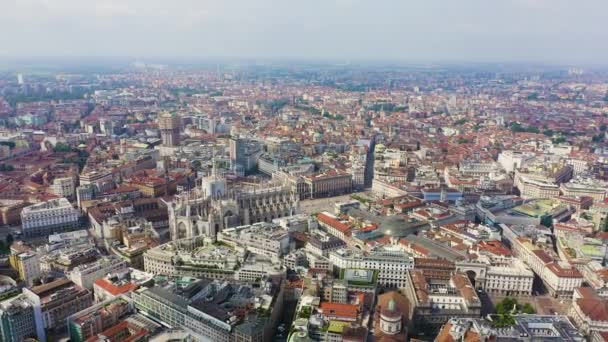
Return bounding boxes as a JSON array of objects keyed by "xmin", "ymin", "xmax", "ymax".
[
  {"xmin": 510, "ymin": 237, "xmax": 583, "ymax": 298},
  {"xmin": 9, "ymin": 243, "xmax": 41, "ymax": 287},
  {"xmin": 158, "ymin": 112, "xmax": 181, "ymax": 147},
  {"xmin": 404, "ymin": 270, "xmax": 481, "ymax": 333},
  {"xmin": 514, "ymin": 162, "xmax": 573, "ymax": 199},
  {"xmin": 304, "ymin": 170, "xmax": 352, "ymax": 199},
  {"xmin": 569, "ymin": 288, "xmax": 608, "ymax": 336},
  {"xmin": 560, "ymin": 180, "xmax": 608, "ymax": 202},
  {"xmin": 0, "ymin": 199, "xmax": 29, "ymax": 225},
  {"xmin": 50, "ymin": 176, "xmax": 76, "ymax": 199}
]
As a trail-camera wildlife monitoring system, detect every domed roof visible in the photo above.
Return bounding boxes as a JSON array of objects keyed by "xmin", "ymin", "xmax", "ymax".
[{"xmin": 381, "ymin": 298, "xmax": 402, "ymax": 319}]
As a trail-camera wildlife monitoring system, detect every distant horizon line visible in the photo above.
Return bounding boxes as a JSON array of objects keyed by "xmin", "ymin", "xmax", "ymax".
[{"xmin": 0, "ymin": 55, "xmax": 606, "ymax": 69}]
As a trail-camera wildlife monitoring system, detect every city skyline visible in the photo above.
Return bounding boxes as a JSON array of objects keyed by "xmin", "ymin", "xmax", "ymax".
[{"xmin": 1, "ymin": 2, "xmax": 608, "ymax": 341}]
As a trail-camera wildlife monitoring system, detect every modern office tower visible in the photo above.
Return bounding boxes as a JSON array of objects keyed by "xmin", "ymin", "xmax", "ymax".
[
  {"xmin": 229, "ymin": 137, "xmax": 262, "ymax": 176},
  {"xmin": 158, "ymin": 112, "xmax": 181, "ymax": 147}
]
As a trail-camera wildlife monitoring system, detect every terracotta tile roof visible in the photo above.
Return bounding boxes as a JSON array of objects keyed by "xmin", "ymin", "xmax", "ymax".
[
  {"xmin": 478, "ymin": 240, "xmax": 512, "ymax": 257},
  {"xmin": 435, "ymin": 322, "xmax": 457, "ymax": 342},
  {"xmin": 546, "ymin": 262, "xmax": 582, "ymax": 278},
  {"xmin": 532, "ymin": 249, "xmax": 554, "ymax": 264},
  {"xmin": 576, "ymin": 297, "xmax": 608, "ymax": 322},
  {"xmin": 596, "ymin": 331, "xmax": 608, "ymax": 341},
  {"xmin": 576, "ymin": 286, "xmax": 598, "ymax": 299},
  {"xmin": 452, "ymin": 273, "xmax": 478, "ymax": 304},
  {"xmin": 94, "ymin": 278, "xmax": 138, "ymax": 296},
  {"xmin": 317, "ymin": 212, "xmax": 350, "ymax": 233},
  {"xmin": 320, "ymin": 302, "xmax": 359, "ymax": 319}
]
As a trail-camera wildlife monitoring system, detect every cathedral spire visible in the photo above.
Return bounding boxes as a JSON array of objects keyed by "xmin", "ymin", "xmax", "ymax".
[{"xmin": 212, "ymin": 148, "xmax": 218, "ymax": 179}]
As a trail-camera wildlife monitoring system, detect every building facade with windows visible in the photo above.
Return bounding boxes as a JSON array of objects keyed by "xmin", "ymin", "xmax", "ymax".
[{"xmin": 21, "ymin": 198, "xmax": 80, "ymax": 237}]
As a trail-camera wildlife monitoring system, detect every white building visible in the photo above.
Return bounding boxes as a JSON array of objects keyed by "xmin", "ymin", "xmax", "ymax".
[
  {"xmin": 497, "ymin": 150, "xmax": 534, "ymax": 173},
  {"xmin": 329, "ymin": 246, "xmax": 414, "ymax": 288},
  {"xmin": 483, "ymin": 260, "xmax": 534, "ymax": 296},
  {"xmin": 217, "ymin": 222, "xmax": 290, "ymax": 258},
  {"xmin": 371, "ymin": 179, "xmax": 408, "ymax": 198},
  {"xmin": 21, "ymin": 198, "xmax": 80, "ymax": 237},
  {"xmin": 68, "ymin": 256, "xmax": 128, "ymax": 290}
]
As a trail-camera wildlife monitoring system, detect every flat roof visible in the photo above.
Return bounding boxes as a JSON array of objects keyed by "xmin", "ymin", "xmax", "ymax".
[{"xmin": 327, "ymin": 320, "xmax": 351, "ymax": 334}]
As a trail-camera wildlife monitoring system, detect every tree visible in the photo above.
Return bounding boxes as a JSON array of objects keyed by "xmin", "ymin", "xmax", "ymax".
[
  {"xmin": 526, "ymin": 126, "xmax": 540, "ymax": 134},
  {"xmin": 53, "ymin": 142, "xmax": 72, "ymax": 153},
  {"xmin": 496, "ymin": 297, "xmax": 518, "ymax": 315},
  {"xmin": 298, "ymin": 306, "xmax": 312, "ymax": 319},
  {"xmin": 510, "ymin": 122, "xmax": 525, "ymax": 132},
  {"xmin": 521, "ymin": 303, "xmax": 535, "ymax": 314},
  {"xmin": 493, "ymin": 314, "xmax": 516, "ymax": 328},
  {"xmin": 493, "ymin": 297, "xmax": 535, "ymax": 328}
]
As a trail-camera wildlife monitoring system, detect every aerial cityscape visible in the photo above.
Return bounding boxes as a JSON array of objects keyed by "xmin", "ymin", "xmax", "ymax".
[{"xmin": 0, "ymin": 1, "xmax": 608, "ymax": 342}]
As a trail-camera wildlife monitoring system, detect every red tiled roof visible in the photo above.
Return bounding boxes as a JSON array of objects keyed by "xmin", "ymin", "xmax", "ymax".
[
  {"xmin": 320, "ymin": 302, "xmax": 359, "ymax": 319},
  {"xmin": 546, "ymin": 262, "xmax": 582, "ymax": 278},
  {"xmin": 478, "ymin": 241, "xmax": 512, "ymax": 257},
  {"xmin": 94, "ymin": 278, "xmax": 138, "ymax": 296},
  {"xmin": 576, "ymin": 298, "xmax": 608, "ymax": 322},
  {"xmin": 532, "ymin": 249, "xmax": 554, "ymax": 264},
  {"xmin": 317, "ymin": 213, "xmax": 350, "ymax": 233}
]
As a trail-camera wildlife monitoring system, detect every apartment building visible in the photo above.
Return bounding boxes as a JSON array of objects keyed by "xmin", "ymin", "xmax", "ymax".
[
  {"xmin": 21, "ymin": 198, "xmax": 80, "ymax": 237},
  {"xmin": 23, "ymin": 278, "xmax": 93, "ymax": 334},
  {"xmin": 68, "ymin": 256, "xmax": 128, "ymax": 290}
]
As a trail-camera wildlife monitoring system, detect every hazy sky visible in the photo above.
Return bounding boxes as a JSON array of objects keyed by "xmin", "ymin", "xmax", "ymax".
[{"xmin": 1, "ymin": 0, "xmax": 606, "ymax": 64}]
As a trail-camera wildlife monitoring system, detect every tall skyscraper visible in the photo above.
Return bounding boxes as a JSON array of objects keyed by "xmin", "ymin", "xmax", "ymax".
[
  {"xmin": 158, "ymin": 112, "xmax": 181, "ymax": 147},
  {"xmin": 229, "ymin": 137, "xmax": 243, "ymax": 171},
  {"xmin": 229, "ymin": 138, "xmax": 262, "ymax": 176},
  {"xmin": 17, "ymin": 73, "xmax": 24, "ymax": 85}
]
